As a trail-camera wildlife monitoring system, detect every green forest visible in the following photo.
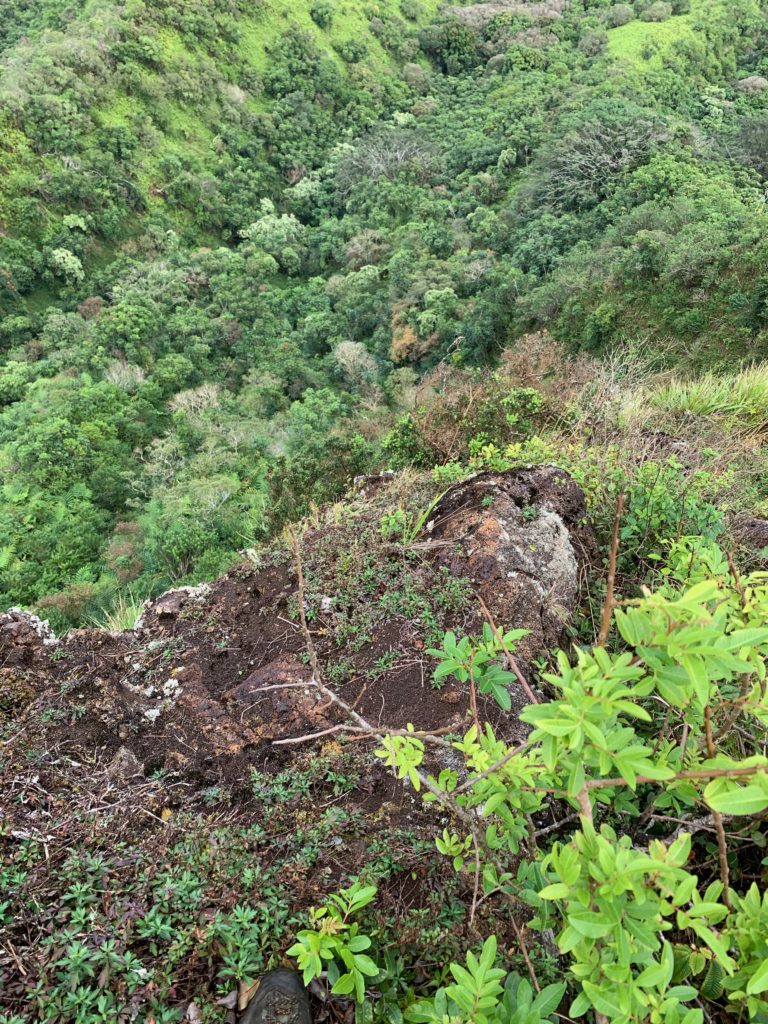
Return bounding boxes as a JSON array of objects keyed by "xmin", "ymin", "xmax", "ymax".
[
  {"xmin": 4, "ymin": 0, "xmax": 768, "ymax": 1022},
  {"xmin": 2, "ymin": 0, "xmax": 768, "ymax": 628}
]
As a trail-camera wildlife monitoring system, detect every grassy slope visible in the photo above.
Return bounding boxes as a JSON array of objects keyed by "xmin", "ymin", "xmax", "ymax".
[
  {"xmin": 0, "ymin": 0, "xmax": 440, "ymax": 253},
  {"xmin": 606, "ymin": 1, "xmax": 702, "ymax": 66}
]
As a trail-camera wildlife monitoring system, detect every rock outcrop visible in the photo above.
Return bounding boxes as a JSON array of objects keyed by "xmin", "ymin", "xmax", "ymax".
[
  {"xmin": 0, "ymin": 468, "xmax": 594, "ymax": 794},
  {"xmin": 737, "ymin": 75, "xmax": 768, "ymax": 93},
  {"xmin": 426, "ymin": 467, "xmax": 594, "ymax": 668}
]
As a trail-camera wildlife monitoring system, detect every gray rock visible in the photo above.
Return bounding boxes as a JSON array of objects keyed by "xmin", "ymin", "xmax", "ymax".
[
  {"xmin": 737, "ymin": 75, "xmax": 768, "ymax": 93},
  {"xmin": 428, "ymin": 467, "xmax": 596, "ymax": 669}
]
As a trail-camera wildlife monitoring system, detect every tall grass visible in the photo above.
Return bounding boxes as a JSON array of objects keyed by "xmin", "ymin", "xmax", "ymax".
[
  {"xmin": 90, "ymin": 592, "xmax": 144, "ymax": 632},
  {"xmin": 650, "ymin": 364, "xmax": 768, "ymax": 424}
]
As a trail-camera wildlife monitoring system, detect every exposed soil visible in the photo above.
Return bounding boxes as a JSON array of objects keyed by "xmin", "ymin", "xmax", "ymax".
[
  {"xmin": 0, "ymin": 467, "xmax": 595, "ymax": 1019},
  {"xmin": 2, "ymin": 467, "xmax": 594, "ymax": 806}
]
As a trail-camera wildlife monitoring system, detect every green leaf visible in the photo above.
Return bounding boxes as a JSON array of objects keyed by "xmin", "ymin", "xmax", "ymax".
[
  {"xmin": 538, "ymin": 883, "xmax": 570, "ymax": 901},
  {"xmin": 688, "ymin": 921, "xmax": 735, "ymax": 973},
  {"xmin": 581, "ymin": 980, "xmax": 626, "ymax": 1018},
  {"xmin": 705, "ymin": 783, "xmax": 768, "ymax": 816},
  {"xmin": 531, "ymin": 982, "xmax": 566, "ymax": 1017},
  {"xmin": 433, "ymin": 661, "xmax": 459, "ymax": 679},
  {"xmin": 569, "ymin": 991, "xmax": 591, "ymax": 1018},
  {"xmin": 332, "ymin": 972, "xmax": 356, "ymax": 996},
  {"xmin": 353, "ymin": 954, "xmax": 380, "ymax": 977},
  {"xmin": 680, "ymin": 655, "xmax": 711, "ymax": 706},
  {"xmin": 746, "ymin": 959, "xmax": 768, "ymax": 995},
  {"xmin": 567, "ymin": 760, "xmax": 585, "ymax": 798},
  {"xmin": 700, "ymin": 960, "xmax": 725, "ymax": 1000},
  {"xmin": 568, "ymin": 910, "xmax": 612, "ymax": 939},
  {"xmin": 356, "ymin": 1000, "xmax": 375, "ymax": 1024},
  {"xmin": 491, "ymin": 683, "xmax": 512, "ymax": 711},
  {"xmin": 384, "ymin": 1003, "xmax": 403, "ymax": 1024},
  {"xmin": 483, "ymin": 791, "xmax": 507, "ymax": 816}
]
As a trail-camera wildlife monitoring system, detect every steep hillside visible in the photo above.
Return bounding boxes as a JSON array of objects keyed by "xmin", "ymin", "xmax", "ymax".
[
  {"xmin": 4, "ymin": 2, "xmax": 768, "ymax": 1020},
  {"xmin": 2, "ymin": 422, "xmax": 768, "ymax": 1021},
  {"xmin": 0, "ymin": 0, "xmax": 437, "ymax": 288},
  {"xmin": 3, "ymin": 0, "xmax": 768, "ymax": 631}
]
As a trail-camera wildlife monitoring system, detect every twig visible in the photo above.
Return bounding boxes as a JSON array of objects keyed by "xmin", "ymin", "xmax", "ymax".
[
  {"xmin": 726, "ymin": 550, "xmax": 747, "ymax": 605},
  {"xmin": 1, "ymin": 725, "xmax": 27, "ymax": 748},
  {"xmin": 713, "ymin": 676, "xmax": 751, "ymax": 742},
  {"xmin": 343, "ymin": 724, "xmax": 459, "ymax": 744},
  {"xmin": 468, "ymin": 670, "xmax": 481, "ymax": 732},
  {"xmin": 577, "ymin": 786, "xmax": 593, "ymax": 824},
  {"xmin": 453, "ymin": 740, "xmax": 530, "ymax": 795},
  {"xmin": 508, "ymin": 917, "xmax": 541, "ymax": 994},
  {"xmin": 662, "ymin": 814, "xmax": 736, "ymax": 841},
  {"xmin": 476, "ymin": 593, "xmax": 539, "ymax": 704},
  {"xmin": 469, "ymin": 832, "xmax": 482, "ymax": 927},
  {"xmin": 597, "ymin": 493, "xmax": 625, "ymax": 647},
  {"xmin": 705, "ymin": 705, "xmax": 732, "ymax": 909},
  {"xmin": 533, "ymin": 812, "xmax": 580, "ymax": 838},
  {"xmin": 350, "ymin": 681, "xmax": 369, "ymax": 712},
  {"xmin": 241, "ymin": 682, "xmax": 314, "ymax": 694},
  {"xmin": 273, "ymin": 724, "xmax": 361, "ymax": 746},
  {"xmin": 583, "ymin": 764, "xmax": 767, "ymax": 789}
]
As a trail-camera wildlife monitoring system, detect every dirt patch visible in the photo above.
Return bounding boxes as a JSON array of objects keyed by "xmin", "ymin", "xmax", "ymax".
[
  {"xmin": 0, "ymin": 468, "xmax": 595, "ymax": 1018},
  {"xmin": 1, "ymin": 467, "xmax": 594, "ymax": 798}
]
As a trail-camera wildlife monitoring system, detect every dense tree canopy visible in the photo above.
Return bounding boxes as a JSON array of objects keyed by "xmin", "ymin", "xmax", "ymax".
[{"xmin": 2, "ymin": 0, "xmax": 768, "ymax": 626}]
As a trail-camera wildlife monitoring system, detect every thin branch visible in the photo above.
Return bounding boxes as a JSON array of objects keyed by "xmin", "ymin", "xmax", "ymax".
[
  {"xmin": 468, "ymin": 668, "xmax": 481, "ymax": 732},
  {"xmin": 476, "ymin": 593, "xmax": 539, "ymax": 704},
  {"xmin": 242, "ymin": 682, "xmax": 315, "ymax": 694},
  {"xmin": 534, "ymin": 812, "xmax": 580, "ymax": 838},
  {"xmin": 273, "ymin": 724, "xmax": 362, "ymax": 746},
  {"xmin": 705, "ymin": 705, "xmax": 732, "ymax": 909},
  {"xmin": 508, "ymin": 916, "xmax": 541, "ymax": 994},
  {"xmin": 453, "ymin": 740, "xmax": 530, "ymax": 795},
  {"xmin": 577, "ymin": 785, "xmax": 593, "ymax": 823},
  {"xmin": 583, "ymin": 764, "xmax": 767, "ymax": 789},
  {"xmin": 469, "ymin": 832, "xmax": 482, "ymax": 927}
]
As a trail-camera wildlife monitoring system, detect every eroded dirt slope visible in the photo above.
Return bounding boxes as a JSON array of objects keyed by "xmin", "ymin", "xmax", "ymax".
[
  {"xmin": 2, "ymin": 467, "xmax": 593, "ymax": 798},
  {"xmin": 0, "ymin": 467, "xmax": 594, "ymax": 1018}
]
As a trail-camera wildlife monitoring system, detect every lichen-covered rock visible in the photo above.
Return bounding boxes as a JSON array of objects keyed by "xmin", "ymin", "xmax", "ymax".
[
  {"xmin": 427, "ymin": 467, "xmax": 595, "ymax": 666},
  {"xmin": 0, "ymin": 609, "xmax": 57, "ymax": 666},
  {"xmin": 135, "ymin": 583, "xmax": 212, "ymax": 628}
]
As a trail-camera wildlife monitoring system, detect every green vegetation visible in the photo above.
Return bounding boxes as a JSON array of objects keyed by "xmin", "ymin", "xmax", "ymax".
[
  {"xmin": 3, "ymin": 0, "xmax": 768, "ymax": 1020},
  {"xmin": 378, "ymin": 538, "xmax": 768, "ymax": 1023},
  {"xmin": 2, "ymin": 0, "xmax": 768, "ymax": 626},
  {"xmin": 606, "ymin": 4, "xmax": 697, "ymax": 65}
]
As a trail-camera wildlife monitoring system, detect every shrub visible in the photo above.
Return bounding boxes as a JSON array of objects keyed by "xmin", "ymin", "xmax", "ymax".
[
  {"xmin": 578, "ymin": 30, "xmax": 608, "ymax": 57},
  {"xmin": 641, "ymin": 1, "xmax": 672, "ymax": 21},
  {"xmin": 337, "ymin": 38, "xmax": 368, "ymax": 63},
  {"xmin": 309, "ymin": 0, "xmax": 334, "ymax": 28},
  {"xmin": 377, "ymin": 539, "xmax": 768, "ymax": 1024},
  {"xmin": 603, "ymin": 3, "xmax": 636, "ymax": 27},
  {"xmin": 400, "ymin": 0, "xmax": 423, "ymax": 20},
  {"xmin": 383, "ymin": 367, "xmax": 546, "ymax": 469},
  {"xmin": 522, "ymin": 103, "xmax": 668, "ymax": 213}
]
